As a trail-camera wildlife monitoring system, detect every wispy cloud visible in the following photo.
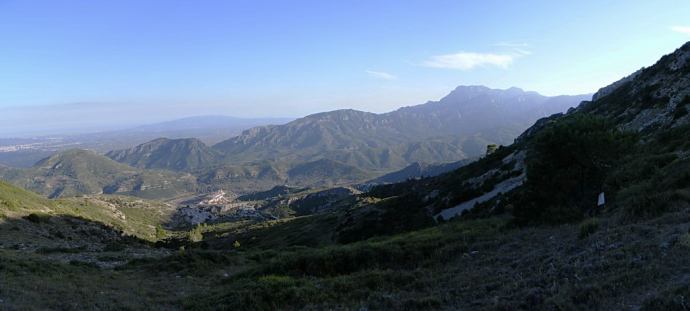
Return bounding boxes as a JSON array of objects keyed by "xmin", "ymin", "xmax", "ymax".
[
  {"xmin": 421, "ymin": 51, "xmax": 519, "ymax": 70},
  {"xmin": 671, "ymin": 26, "xmax": 690, "ymax": 35},
  {"xmin": 366, "ymin": 70, "xmax": 398, "ymax": 80},
  {"xmin": 512, "ymin": 48, "xmax": 532, "ymax": 55}
]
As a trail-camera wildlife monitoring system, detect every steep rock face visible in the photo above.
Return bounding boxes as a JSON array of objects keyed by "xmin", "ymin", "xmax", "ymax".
[
  {"xmin": 212, "ymin": 86, "xmax": 589, "ymax": 170},
  {"xmin": 523, "ymin": 42, "xmax": 690, "ymax": 143},
  {"xmin": 388, "ymin": 86, "xmax": 583, "ymax": 135},
  {"xmin": 576, "ymin": 42, "xmax": 690, "ymax": 132},
  {"xmin": 106, "ymin": 138, "xmax": 223, "ymax": 171},
  {"xmin": 591, "ymin": 68, "xmax": 644, "ymax": 101}
]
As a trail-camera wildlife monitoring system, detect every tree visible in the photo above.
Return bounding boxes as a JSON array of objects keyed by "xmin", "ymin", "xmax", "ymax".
[
  {"xmin": 189, "ymin": 223, "xmax": 203, "ymax": 242},
  {"xmin": 512, "ymin": 114, "xmax": 636, "ymax": 225},
  {"xmin": 155, "ymin": 224, "xmax": 167, "ymax": 239},
  {"xmin": 486, "ymin": 144, "xmax": 498, "ymax": 155}
]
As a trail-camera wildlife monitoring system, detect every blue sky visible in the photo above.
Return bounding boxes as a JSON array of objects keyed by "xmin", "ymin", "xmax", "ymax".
[{"xmin": 0, "ymin": 0, "xmax": 689, "ymax": 135}]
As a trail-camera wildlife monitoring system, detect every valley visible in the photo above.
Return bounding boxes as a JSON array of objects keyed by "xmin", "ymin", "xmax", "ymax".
[
  {"xmin": 1, "ymin": 2, "xmax": 689, "ymax": 309},
  {"xmin": 0, "ymin": 116, "xmax": 293, "ymax": 169}
]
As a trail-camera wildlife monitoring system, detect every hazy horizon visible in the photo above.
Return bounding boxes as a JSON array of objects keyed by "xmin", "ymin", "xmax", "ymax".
[
  {"xmin": 0, "ymin": 85, "xmax": 587, "ymax": 137},
  {"xmin": 1, "ymin": 1, "xmax": 689, "ymax": 136}
]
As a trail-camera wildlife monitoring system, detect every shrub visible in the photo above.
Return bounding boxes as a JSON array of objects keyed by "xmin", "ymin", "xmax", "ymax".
[
  {"xmin": 673, "ymin": 105, "xmax": 688, "ymax": 120},
  {"xmin": 104, "ymin": 241, "xmax": 126, "ymax": 252},
  {"xmin": 512, "ymin": 114, "xmax": 636, "ymax": 225},
  {"xmin": 24, "ymin": 212, "xmax": 50, "ymax": 224},
  {"xmin": 578, "ymin": 218, "xmax": 599, "ymax": 239},
  {"xmin": 155, "ymin": 224, "xmax": 167, "ymax": 239},
  {"xmin": 189, "ymin": 224, "xmax": 204, "ymax": 243}
]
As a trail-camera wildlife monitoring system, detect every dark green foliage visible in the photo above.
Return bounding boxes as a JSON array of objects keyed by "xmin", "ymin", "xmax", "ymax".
[
  {"xmin": 367, "ymin": 157, "xmax": 477, "ymax": 185},
  {"xmin": 578, "ymin": 218, "xmax": 599, "ymax": 239},
  {"xmin": 605, "ymin": 123, "xmax": 690, "ymax": 216},
  {"xmin": 486, "ymin": 144, "xmax": 498, "ymax": 155},
  {"xmin": 237, "ymin": 185, "xmax": 304, "ymax": 201},
  {"xmin": 288, "ymin": 194, "xmax": 336, "ymax": 217},
  {"xmin": 674, "ymin": 95, "xmax": 690, "ymax": 119},
  {"xmin": 643, "ymin": 285, "xmax": 690, "ymax": 310},
  {"xmin": 36, "ymin": 246, "xmax": 87, "ymax": 254},
  {"xmin": 512, "ymin": 115, "xmax": 636, "ymax": 225},
  {"xmin": 616, "ymin": 159, "xmax": 690, "ymax": 216},
  {"xmin": 189, "ymin": 223, "xmax": 204, "ymax": 243},
  {"xmin": 24, "ymin": 212, "xmax": 51, "ymax": 224},
  {"xmin": 104, "ymin": 241, "xmax": 126, "ymax": 252},
  {"xmin": 579, "ymin": 82, "xmax": 634, "ymax": 117},
  {"xmin": 606, "ymin": 153, "xmax": 678, "ymax": 191},
  {"xmin": 678, "ymin": 94, "xmax": 690, "ymax": 107},
  {"xmin": 155, "ymin": 224, "xmax": 167, "ymax": 239},
  {"xmin": 336, "ymin": 194, "xmax": 436, "ymax": 244},
  {"xmin": 673, "ymin": 105, "xmax": 688, "ymax": 120},
  {"xmin": 127, "ymin": 249, "xmax": 238, "ymax": 273}
]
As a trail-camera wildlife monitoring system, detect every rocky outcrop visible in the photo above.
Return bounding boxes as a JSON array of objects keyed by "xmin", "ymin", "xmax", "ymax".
[{"xmin": 592, "ymin": 68, "xmax": 644, "ymax": 101}]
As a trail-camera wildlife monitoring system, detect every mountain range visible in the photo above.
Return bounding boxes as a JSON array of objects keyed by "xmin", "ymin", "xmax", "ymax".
[
  {"xmin": 2, "ymin": 41, "xmax": 690, "ymax": 310},
  {"xmin": 106, "ymin": 87, "xmax": 589, "ymax": 173},
  {"xmin": 0, "ymin": 86, "xmax": 589, "ymax": 201},
  {"xmin": 0, "ymin": 115, "xmax": 293, "ymax": 169}
]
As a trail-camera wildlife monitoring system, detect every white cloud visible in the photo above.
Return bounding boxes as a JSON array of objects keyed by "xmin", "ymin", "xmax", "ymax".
[
  {"xmin": 512, "ymin": 48, "xmax": 532, "ymax": 55},
  {"xmin": 366, "ymin": 70, "xmax": 398, "ymax": 80},
  {"xmin": 671, "ymin": 26, "xmax": 690, "ymax": 35},
  {"xmin": 421, "ymin": 51, "xmax": 518, "ymax": 70}
]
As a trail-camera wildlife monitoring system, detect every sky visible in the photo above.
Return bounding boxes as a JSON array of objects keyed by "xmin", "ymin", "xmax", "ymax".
[{"xmin": 0, "ymin": 0, "xmax": 689, "ymax": 135}]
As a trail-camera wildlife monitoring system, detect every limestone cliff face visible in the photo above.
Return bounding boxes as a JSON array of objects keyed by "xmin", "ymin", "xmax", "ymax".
[
  {"xmin": 582, "ymin": 42, "xmax": 690, "ymax": 132},
  {"xmin": 527, "ymin": 41, "xmax": 690, "ymax": 138},
  {"xmin": 592, "ymin": 68, "xmax": 645, "ymax": 101}
]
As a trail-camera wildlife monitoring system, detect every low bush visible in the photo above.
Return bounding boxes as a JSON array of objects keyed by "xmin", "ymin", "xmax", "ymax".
[
  {"xmin": 579, "ymin": 218, "xmax": 599, "ymax": 239},
  {"xmin": 24, "ymin": 212, "xmax": 51, "ymax": 224}
]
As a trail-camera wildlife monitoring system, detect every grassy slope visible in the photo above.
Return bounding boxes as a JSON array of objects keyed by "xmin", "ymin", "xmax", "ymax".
[
  {"xmin": 0, "ymin": 179, "xmax": 183, "ymax": 242},
  {"xmin": 3, "ymin": 209, "xmax": 689, "ymax": 310}
]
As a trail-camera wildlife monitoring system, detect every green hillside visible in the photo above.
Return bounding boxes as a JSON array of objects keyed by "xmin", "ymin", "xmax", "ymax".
[
  {"xmin": 194, "ymin": 158, "xmax": 378, "ymax": 192},
  {"xmin": 0, "ymin": 148, "xmax": 380, "ymax": 201},
  {"xmin": 212, "ymin": 89, "xmax": 588, "ymax": 171},
  {"xmin": 105, "ymin": 137, "xmax": 224, "ymax": 171},
  {"xmin": 0, "ymin": 148, "xmax": 200, "ymax": 200},
  {"xmin": 0, "ymin": 178, "xmax": 181, "ymax": 241},
  {"xmin": 366, "ymin": 157, "xmax": 478, "ymax": 185}
]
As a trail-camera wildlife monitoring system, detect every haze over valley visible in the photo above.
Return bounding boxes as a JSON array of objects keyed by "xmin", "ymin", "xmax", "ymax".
[{"xmin": 1, "ymin": 1, "xmax": 690, "ymax": 310}]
